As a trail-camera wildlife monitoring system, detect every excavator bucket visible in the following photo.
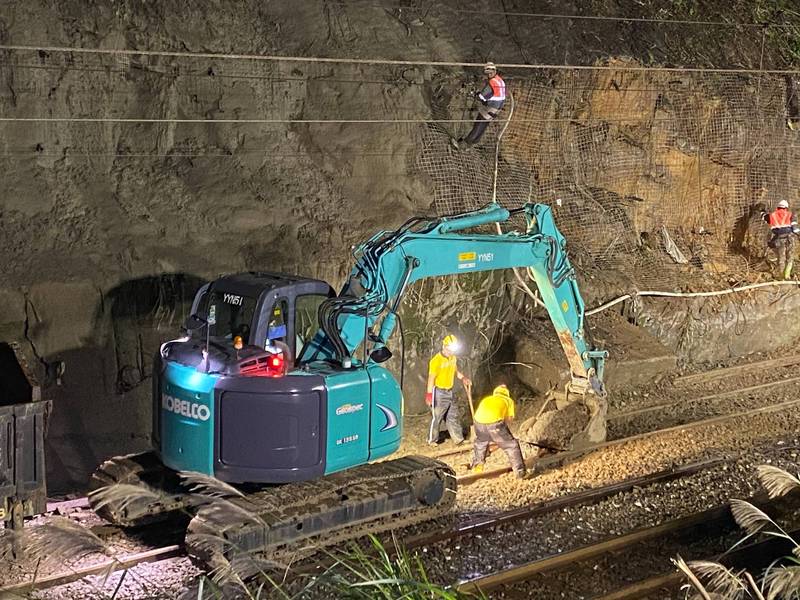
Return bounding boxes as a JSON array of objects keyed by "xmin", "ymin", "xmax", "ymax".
[{"xmin": 517, "ymin": 388, "xmax": 607, "ymax": 453}]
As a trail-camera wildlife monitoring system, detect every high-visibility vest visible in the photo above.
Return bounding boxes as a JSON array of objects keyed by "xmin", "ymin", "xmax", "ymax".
[
  {"xmin": 769, "ymin": 208, "xmax": 794, "ymax": 230},
  {"xmin": 488, "ymin": 75, "xmax": 506, "ymax": 101},
  {"xmin": 473, "ymin": 392, "xmax": 515, "ymax": 424}
]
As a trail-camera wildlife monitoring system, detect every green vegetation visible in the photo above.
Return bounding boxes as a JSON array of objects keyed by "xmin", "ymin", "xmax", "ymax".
[{"xmin": 185, "ymin": 533, "xmax": 480, "ymax": 599}]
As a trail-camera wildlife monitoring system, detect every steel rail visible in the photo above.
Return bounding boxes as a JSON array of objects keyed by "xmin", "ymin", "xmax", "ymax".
[
  {"xmin": 608, "ymin": 375, "xmax": 800, "ymax": 422},
  {"xmin": 406, "ymin": 457, "xmax": 725, "ymax": 550},
  {"xmin": 456, "ymin": 504, "xmax": 734, "ymax": 593},
  {"xmin": 457, "ymin": 397, "xmax": 800, "ymax": 484},
  {"xmin": 455, "ymin": 491, "xmax": 800, "ymax": 594},
  {"xmin": 592, "ymin": 526, "xmax": 800, "ymax": 600},
  {"xmin": 433, "ymin": 360, "xmax": 800, "ymax": 478},
  {"xmin": 674, "ymin": 353, "xmax": 800, "ymax": 386},
  {"xmin": 0, "ymin": 544, "xmax": 183, "ymax": 595}
]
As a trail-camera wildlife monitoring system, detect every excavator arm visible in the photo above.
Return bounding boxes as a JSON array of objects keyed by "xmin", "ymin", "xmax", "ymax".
[{"xmin": 300, "ymin": 202, "xmax": 607, "ymax": 397}]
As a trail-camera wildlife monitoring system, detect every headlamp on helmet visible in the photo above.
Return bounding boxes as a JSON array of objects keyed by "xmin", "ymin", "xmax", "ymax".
[{"xmin": 442, "ymin": 334, "xmax": 461, "ymax": 353}]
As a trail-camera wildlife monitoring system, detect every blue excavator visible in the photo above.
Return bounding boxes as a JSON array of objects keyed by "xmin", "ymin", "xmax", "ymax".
[{"xmin": 90, "ymin": 201, "xmax": 607, "ymax": 563}]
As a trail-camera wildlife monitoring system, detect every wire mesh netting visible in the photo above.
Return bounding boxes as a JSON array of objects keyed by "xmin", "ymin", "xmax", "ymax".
[
  {"xmin": 414, "ymin": 59, "xmax": 799, "ymax": 294},
  {"xmin": 3, "ymin": 47, "xmax": 800, "ymax": 298}
]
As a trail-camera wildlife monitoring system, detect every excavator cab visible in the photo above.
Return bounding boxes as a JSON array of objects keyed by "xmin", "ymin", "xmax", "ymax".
[
  {"xmin": 149, "ymin": 272, "xmax": 407, "ymax": 488},
  {"xmin": 185, "ymin": 272, "xmax": 335, "ymax": 361}
]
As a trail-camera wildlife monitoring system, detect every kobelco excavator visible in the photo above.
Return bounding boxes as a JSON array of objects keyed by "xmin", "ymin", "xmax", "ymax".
[{"xmin": 89, "ymin": 202, "xmax": 607, "ymax": 564}]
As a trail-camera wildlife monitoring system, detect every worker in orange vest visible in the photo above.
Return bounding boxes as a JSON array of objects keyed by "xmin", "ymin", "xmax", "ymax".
[
  {"xmin": 763, "ymin": 200, "xmax": 800, "ymax": 279},
  {"xmin": 452, "ymin": 62, "xmax": 506, "ymax": 150}
]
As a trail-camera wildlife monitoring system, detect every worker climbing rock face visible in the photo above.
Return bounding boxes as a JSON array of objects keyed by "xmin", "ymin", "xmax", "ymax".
[
  {"xmin": 763, "ymin": 199, "xmax": 800, "ymax": 279},
  {"xmin": 470, "ymin": 384, "xmax": 526, "ymax": 479},
  {"xmin": 452, "ymin": 62, "xmax": 506, "ymax": 150},
  {"xmin": 426, "ymin": 334, "xmax": 471, "ymax": 446}
]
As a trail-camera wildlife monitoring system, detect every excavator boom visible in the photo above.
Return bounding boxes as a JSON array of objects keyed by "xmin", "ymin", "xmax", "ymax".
[{"xmin": 302, "ymin": 202, "xmax": 606, "ymax": 396}]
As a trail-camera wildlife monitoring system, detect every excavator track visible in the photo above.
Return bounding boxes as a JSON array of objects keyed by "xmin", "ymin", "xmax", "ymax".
[
  {"xmin": 89, "ymin": 453, "xmax": 456, "ymax": 567},
  {"xmin": 185, "ymin": 455, "xmax": 457, "ymax": 566},
  {"xmin": 89, "ymin": 451, "xmax": 196, "ymax": 527}
]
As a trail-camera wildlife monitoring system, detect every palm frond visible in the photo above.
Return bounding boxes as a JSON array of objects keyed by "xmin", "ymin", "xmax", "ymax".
[
  {"xmin": 763, "ymin": 565, "xmax": 800, "ymax": 600},
  {"xmin": 179, "ymin": 471, "xmax": 244, "ymax": 499},
  {"xmin": 206, "ymin": 554, "xmax": 246, "ymax": 590},
  {"xmin": 687, "ymin": 560, "xmax": 747, "ymax": 599},
  {"xmin": 0, "ymin": 528, "xmax": 18, "ymax": 560},
  {"xmin": 673, "ymin": 556, "xmax": 712, "ymax": 600},
  {"xmin": 192, "ymin": 496, "xmax": 265, "ymax": 528},
  {"xmin": 757, "ymin": 465, "xmax": 800, "ymax": 499},
  {"xmin": 730, "ymin": 499, "xmax": 776, "ymax": 535},
  {"xmin": 87, "ymin": 482, "xmax": 164, "ymax": 514},
  {"xmin": 23, "ymin": 517, "xmax": 109, "ymax": 565}
]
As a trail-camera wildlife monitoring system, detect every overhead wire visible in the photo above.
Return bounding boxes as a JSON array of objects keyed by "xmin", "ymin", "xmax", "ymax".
[
  {"xmin": 3, "ymin": 43, "xmax": 800, "ymax": 75},
  {"xmin": 5, "ymin": 60, "xmax": 781, "ymax": 97},
  {"xmin": 329, "ymin": 0, "xmax": 777, "ymax": 28},
  {"xmin": 0, "ymin": 114, "xmax": 779, "ymax": 124}
]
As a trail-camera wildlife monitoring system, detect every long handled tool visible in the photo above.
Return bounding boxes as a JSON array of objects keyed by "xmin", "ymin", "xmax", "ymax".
[{"xmin": 465, "ymin": 380, "xmax": 476, "ymax": 440}]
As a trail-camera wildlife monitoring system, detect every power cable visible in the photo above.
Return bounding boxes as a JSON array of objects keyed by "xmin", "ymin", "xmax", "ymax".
[
  {"xmin": 3, "ymin": 43, "xmax": 800, "ymax": 75},
  {"xmin": 0, "ymin": 114, "xmax": 772, "ymax": 124},
  {"xmin": 330, "ymin": 1, "xmax": 778, "ymax": 28},
  {"xmin": 3, "ymin": 60, "xmax": 782, "ymax": 97}
]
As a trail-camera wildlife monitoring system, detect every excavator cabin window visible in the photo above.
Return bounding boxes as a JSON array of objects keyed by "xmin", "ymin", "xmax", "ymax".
[
  {"xmin": 295, "ymin": 294, "xmax": 328, "ymax": 358},
  {"xmin": 267, "ymin": 300, "xmax": 289, "ymax": 345},
  {"xmin": 205, "ymin": 291, "xmax": 257, "ymax": 344}
]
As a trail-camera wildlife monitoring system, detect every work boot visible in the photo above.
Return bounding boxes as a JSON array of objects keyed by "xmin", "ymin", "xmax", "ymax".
[
  {"xmin": 450, "ymin": 137, "xmax": 461, "ymax": 150},
  {"xmin": 514, "ymin": 468, "xmax": 528, "ymax": 480}
]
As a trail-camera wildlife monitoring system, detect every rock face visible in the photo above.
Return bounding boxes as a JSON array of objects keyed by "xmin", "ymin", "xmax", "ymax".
[
  {"xmin": 0, "ymin": 1, "xmax": 533, "ymax": 490},
  {"xmin": 2, "ymin": 1, "xmax": 800, "ymax": 491}
]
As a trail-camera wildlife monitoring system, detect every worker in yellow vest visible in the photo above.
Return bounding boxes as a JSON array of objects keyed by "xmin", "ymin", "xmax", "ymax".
[
  {"xmin": 426, "ymin": 334, "xmax": 471, "ymax": 445},
  {"xmin": 470, "ymin": 384, "xmax": 526, "ymax": 478}
]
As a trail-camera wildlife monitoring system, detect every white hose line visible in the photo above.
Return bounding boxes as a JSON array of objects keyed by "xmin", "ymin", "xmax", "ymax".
[
  {"xmin": 491, "ymin": 90, "xmax": 514, "ymax": 204},
  {"xmin": 585, "ymin": 280, "xmax": 800, "ymax": 316}
]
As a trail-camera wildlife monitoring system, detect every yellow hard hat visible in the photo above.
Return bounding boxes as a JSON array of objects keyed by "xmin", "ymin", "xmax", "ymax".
[
  {"xmin": 442, "ymin": 334, "xmax": 460, "ymax": 351},
  {"xmin": 493, "ymin": 384, "xmax": 511, "ymax": 398}
]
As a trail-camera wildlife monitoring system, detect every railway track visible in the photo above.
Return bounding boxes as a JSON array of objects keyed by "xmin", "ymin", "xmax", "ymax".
[
  {"xmin": 10, "ymin": 358, "xmax": 800, "ymax": 595},
  {"xmin": 406, "ymin": 457, "xmax": 726, "ymax": 550},
  {"xmin": 456, "ymin": 396, "xmax": 800, "ymax": 484},
  {"xmin": 456, "ymin": 494, "xmax": 800, "ymax": 598},
  {"xmin": 428, "ymin": 353, "xmax": 800, "ymax": 467}
]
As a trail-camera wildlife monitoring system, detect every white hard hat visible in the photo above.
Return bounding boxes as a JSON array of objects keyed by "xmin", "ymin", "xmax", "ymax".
[
  {"xmin": 778, "ymin": 200, "xmax": 789, "ymax": 209},
  {"xmin": 483, "ymin": 62, "xmax": 497, "ymax": 74}
]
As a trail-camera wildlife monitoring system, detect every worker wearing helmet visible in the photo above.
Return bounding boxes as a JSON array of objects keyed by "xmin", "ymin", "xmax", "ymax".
[
  {"xmin": 452, "ymin": 62, "xmax": 506, "ymax": 150},
  {"xmin": 470, "ymin": 384, "xmax": 526, "ymax": 478},
  {"xmin": 762, "ymin": 200, "xmax": 800, "ymax": 279},
  {"xmin": 426, "ymin": 334, "xmax": 471, "ymax": 445}
]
